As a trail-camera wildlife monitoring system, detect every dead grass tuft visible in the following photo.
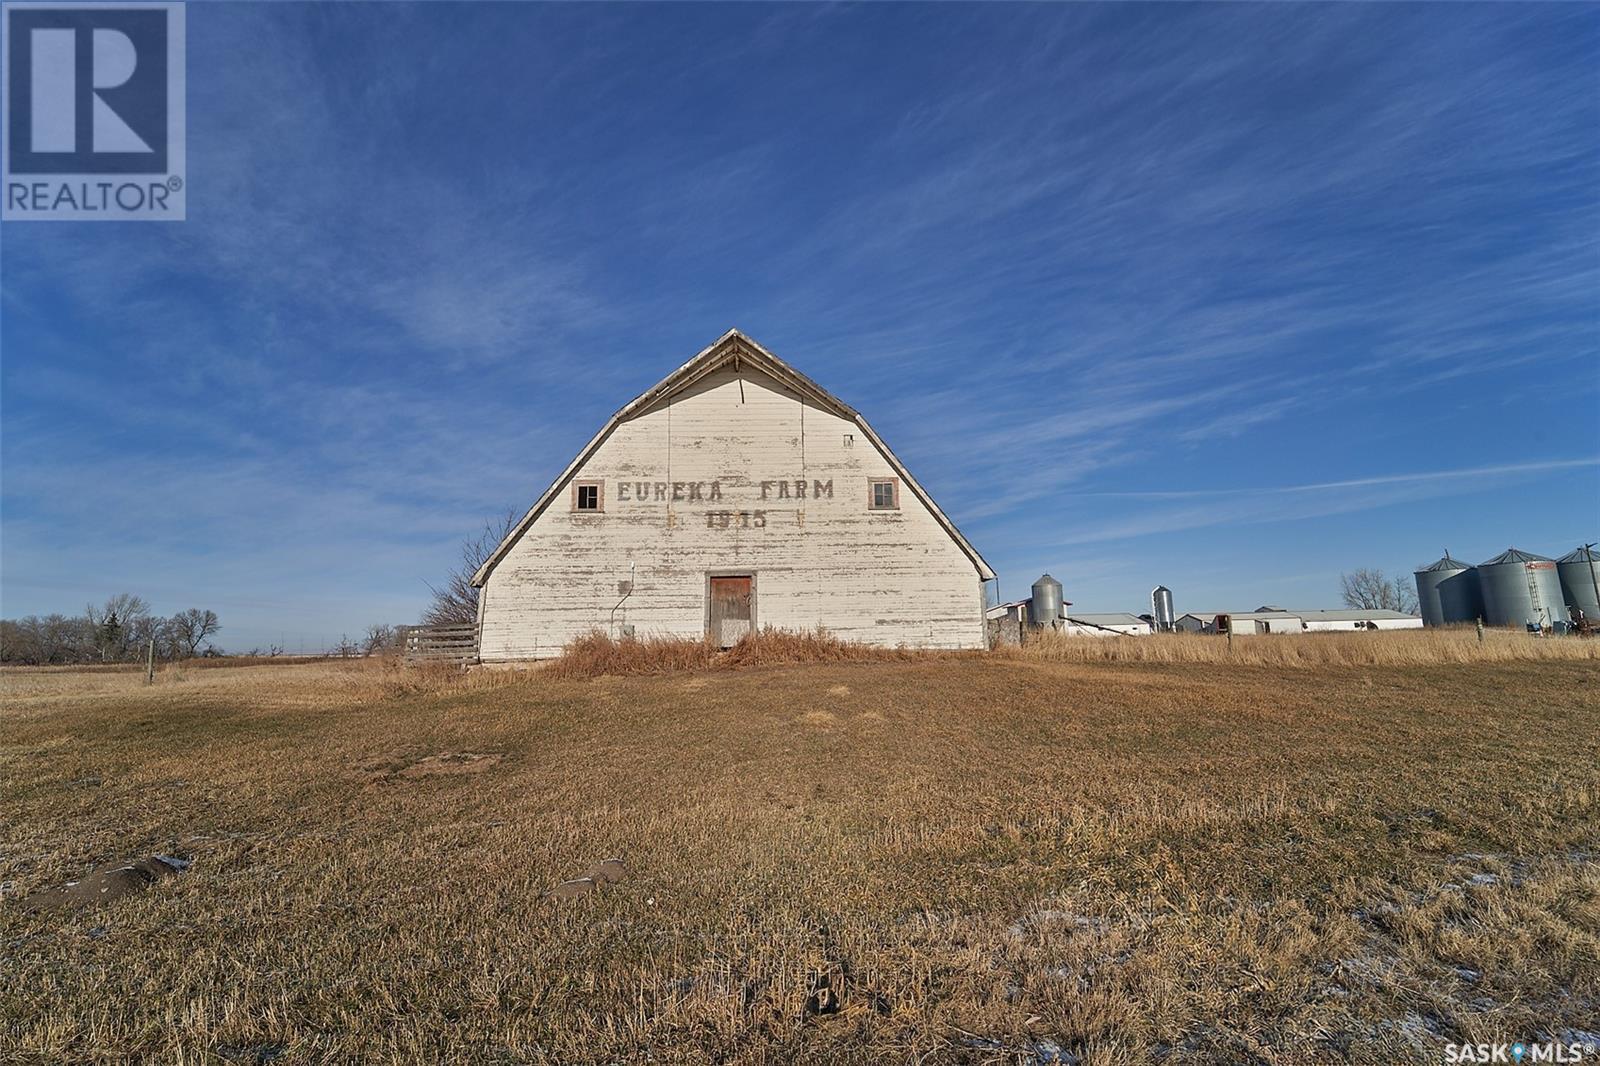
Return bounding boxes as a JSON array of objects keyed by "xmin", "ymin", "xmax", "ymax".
[
  {"xmin": 544, "ymin": 627, "xmax": 937, "ymax": 679},
  {"xmin": 543, "ymin": 630, "xmax": 719, "ymax": 678}
]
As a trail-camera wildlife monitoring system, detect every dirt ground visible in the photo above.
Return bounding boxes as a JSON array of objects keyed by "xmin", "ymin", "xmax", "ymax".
[{"xmin": 1, "ymin": 655, "xmax": 1596, "ymax": 1063}]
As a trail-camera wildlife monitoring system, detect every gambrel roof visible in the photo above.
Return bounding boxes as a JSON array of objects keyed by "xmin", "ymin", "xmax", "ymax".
[{"xmin": 472, "ymin": 329, "xmax": 995, "ymax": 586}]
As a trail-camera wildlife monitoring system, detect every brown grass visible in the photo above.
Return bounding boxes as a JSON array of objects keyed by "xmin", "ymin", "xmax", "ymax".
[
  {"xmin": 544, "ymin": 627, "xmax": 934, "ymax": 679},
  {"xmin": 1009, "ymin": 626, "xmax": 1600, "ymax": 667},
  {"xmin": 1, "ymin": 654, "xmax": 1596, "ymax": 1063}
]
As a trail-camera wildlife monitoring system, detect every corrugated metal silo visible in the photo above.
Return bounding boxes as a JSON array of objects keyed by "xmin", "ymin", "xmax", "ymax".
[
  {"xmin": 1477, "ymin": 548, "xmax": 1563, "ymax": 627},
  {"xmin": 1414, "ymin": 553, "xmax": 1481, "ymax": 626},
  {"xmin": 1030, "ymin": 574, "xmax": 1063, "ymax": 627},
  {"xmin": 1151, "ymin": 586, "xmax": 1175, "ymax": 632},
  {"xmin": 1556, "ymin": 546, "xmax": 1600, "ymax": 623}
]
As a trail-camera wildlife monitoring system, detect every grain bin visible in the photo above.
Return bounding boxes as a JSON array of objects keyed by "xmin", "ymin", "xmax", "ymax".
[
  {"xmin": 1476, "ymin": 548, "xmax": 1563, "ymax": 627},
  {"xmin": 1151, "ymin": 586, "xmax": 1175, "ymax": 632},
  {"xmin": 1556, "ymin": 546, "xmax": 1600, "ymax": 623},
  {"xmin": 1030, "ymin": 574, "xmax": 1063, "ymax": 627},
  {"xmin": 1414, "ymin": 552, "xmax": 1481, "ymax": 626}
]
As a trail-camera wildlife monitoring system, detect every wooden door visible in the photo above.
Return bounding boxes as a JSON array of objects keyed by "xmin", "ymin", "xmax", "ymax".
[{"xmin": 708, "ymin": 576, "xmax": 753, "ymax": 648}]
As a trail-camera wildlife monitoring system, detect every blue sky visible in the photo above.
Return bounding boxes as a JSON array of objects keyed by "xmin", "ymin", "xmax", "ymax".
[{"xmin": 3, "ymin": 3, "xmax": 1597, "ymax": 650}]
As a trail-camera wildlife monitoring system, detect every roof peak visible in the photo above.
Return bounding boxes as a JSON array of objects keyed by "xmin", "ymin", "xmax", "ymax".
[
  {"xmin": 1480, "ymin": 547, "xmax": 1553, "ymax": 566},
  {"xmin": 1416, "ymin": 552, "xmax": 1472, "ymax": 572},
  {"xmin": 470, "ymin": 330, "xmax": 995, "ymax": 585}
]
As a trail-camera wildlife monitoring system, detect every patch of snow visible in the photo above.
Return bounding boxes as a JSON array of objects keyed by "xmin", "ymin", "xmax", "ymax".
[
  {"xmin": 1032, "ymin": 1039, "xmax": 1080, "ymax": 1064},
  {"xmin": 1559, "ymin": 1031, "xmax": 1600, "ymax": 1053},
  {"xmin": 1008, "ymin": 909, "xmax": 1106, "ymax": 938}
]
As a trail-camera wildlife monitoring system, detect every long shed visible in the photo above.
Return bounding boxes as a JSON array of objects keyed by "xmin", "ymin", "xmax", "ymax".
[{"xmin": 471, "ymin": 330, "xmax": 995, "ymax": 660}]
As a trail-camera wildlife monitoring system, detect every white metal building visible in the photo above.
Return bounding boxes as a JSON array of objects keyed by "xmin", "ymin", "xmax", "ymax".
[
  {"xmin": 472, "ymin": 330, "xmax": 995, "ymax": 660},
  {"xmin": 985, "ymin": 600, "xmax": 1031, "ymax": 623},
  {"xmin": 1176, "ymin": 609, "xmax": 1421, "ymax": 634},
  {"xmin": 1175, "ymin": 611, "xmax": 1304, "ymax": 635},
  {"xmin": 1293, "ymin": 609, "xmax": 1422, "ymax": 631},
  {"xmin": 1064, "ymin": 613, "xmax": 1152, "ymax": 636}
]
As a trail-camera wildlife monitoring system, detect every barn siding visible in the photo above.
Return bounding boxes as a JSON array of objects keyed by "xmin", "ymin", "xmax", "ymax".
[{"xmin": 480, "ymin": 366, "xmax": 986, "ymax": 659}]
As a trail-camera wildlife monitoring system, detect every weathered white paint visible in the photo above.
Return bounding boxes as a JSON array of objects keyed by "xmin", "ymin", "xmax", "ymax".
[{"xmin": 475, "ymin": 332, "xmax": 993, "ymax": 660}]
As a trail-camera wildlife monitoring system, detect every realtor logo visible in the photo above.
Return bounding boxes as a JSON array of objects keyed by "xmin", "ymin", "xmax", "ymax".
[{"xmin": 3, "ymin": 1, "xmax": 185, "ymax": 220}]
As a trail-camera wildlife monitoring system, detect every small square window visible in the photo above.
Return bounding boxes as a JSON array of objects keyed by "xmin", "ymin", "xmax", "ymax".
[
  {"xmin": 869, "ymin": 478, "xmax": 898, "ymax": 510},
  {"xmin": 574, "ymin": 481, "xmax": 603, "ymax": 512}
]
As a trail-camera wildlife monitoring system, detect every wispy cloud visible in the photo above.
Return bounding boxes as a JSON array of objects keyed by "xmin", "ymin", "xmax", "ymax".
[
  {"xmin": 3, "ymin": 3, "xmax": 1595, "ymax": 642},
  {"xmin": 1062, "ymin": 458, "xmax": 1600, "ymax": 501}
]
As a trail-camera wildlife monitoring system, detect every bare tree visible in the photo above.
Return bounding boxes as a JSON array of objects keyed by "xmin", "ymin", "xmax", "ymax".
[
  {"xmin": 424, "ymin": 509, "xmax": 519, "ymax": 626},
  {"xmin": 124, "ymin": 613, "xmax": 170, "ymax": 659},
  {"xmin": 85, "ymin": 593, "xmax": 152, "ymax": 661},
  {"xmin": 168, "ymin": 608, "xmax": 221, "ymax": 658},
  {"xmin": 1339, "ymin": 569, "xmax": 1419, "ymax": 614},
  {"xmin": 363, "ymin": 623, "xmax": 397, "ymax": 656},
  {"xmin": 38, "ymin": 614, "xmax": 92, "ymax": 664},
  {"xmin": 0, "ymin": 618, "xmax": 58, "ymax": 664}
]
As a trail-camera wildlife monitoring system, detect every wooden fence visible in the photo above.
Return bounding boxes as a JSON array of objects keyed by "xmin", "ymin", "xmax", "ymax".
[{"xmin": 399, "ymin": 624, "xmax": 480, "ymax": 664}]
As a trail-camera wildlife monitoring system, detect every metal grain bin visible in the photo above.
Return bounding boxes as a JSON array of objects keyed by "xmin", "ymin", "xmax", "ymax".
[
  {"xmin": 1414, "ymin": 553, "xmax": 1481, "ymax": 626},
  {"xmin": 1030, "ymin": 573, "xmax": 1063, "ymax": 627},
  {"xmin": 1477, "ymin": 548, "xmax": 1563, "ymax": 627},
  {"xmin": 1151, "ymin": 586, "xmax": 1175, "ymax": 632},
  {"xmin": 1556, "ymin": 546, "xmax": 1600, "ymax": 623}
]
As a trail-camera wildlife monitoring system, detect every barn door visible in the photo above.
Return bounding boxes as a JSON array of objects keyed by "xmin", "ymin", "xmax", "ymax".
[{"xmin": 708, "ymin": 576, "xmax": 753, "ymax": 648}]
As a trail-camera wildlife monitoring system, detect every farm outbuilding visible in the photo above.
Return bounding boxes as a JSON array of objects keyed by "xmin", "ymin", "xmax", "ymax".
[
  {"xmin": 1294, "ymin": 609, "xmax": 1422, "ymax": 632},
  {"xmin": 1064, "ymin": 613, "xmax": 1152, "ymax": 636},
  {"xmin": 1174, "ymin": 608, "xmax": 1420, "ymax": 634},
  {"xmin": 1175, "ymin": 611, "xmax": 1303, "ymax": 635},
  {"xmin": 471, "ymin": 330, "xmax": 995, "ymax": 661}
]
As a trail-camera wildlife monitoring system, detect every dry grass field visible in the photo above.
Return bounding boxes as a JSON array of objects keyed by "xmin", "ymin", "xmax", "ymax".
[{"xmin": 2, "ymin": 632, "xmax": 1598, "ymax": 1064}]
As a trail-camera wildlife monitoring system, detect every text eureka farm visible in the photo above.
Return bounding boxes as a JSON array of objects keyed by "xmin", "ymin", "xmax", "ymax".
[
  {"xmin": 613, "ymin": 478, "xmax": 835, "ymax": 504},
  {"xmin": 610, "ymin": 477, "xmax": 838, "ymax": 530}
]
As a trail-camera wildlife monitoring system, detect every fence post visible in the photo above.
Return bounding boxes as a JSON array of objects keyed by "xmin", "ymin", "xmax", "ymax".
[{"xmin": 146, "ymin": 637, "xmax": 155, "ymax": 684}]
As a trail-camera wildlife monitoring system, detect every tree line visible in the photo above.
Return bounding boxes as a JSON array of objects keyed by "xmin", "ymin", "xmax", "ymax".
[{"xmin": 0, "ymin": 595, "xmax": 222, "ymax": 665}]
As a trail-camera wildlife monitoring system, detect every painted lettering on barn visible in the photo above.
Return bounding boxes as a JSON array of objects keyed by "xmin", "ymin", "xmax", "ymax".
[
  {"xmin": 472, "ymin": 330, "xmax": 994, "ymax": 660},
  {"xmin": 611, "ymin": 479, "xmax": 834, "ymax": 504}
]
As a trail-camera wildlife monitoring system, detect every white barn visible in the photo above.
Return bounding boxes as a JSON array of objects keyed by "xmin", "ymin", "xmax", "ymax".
[{"xmin": 471, "ymin": 330, "xmax": 995, "ymax": 661}]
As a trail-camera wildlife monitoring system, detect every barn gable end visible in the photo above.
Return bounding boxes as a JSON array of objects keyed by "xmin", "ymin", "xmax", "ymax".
[{"xmin": 473, "ymin": 330, "xmax": 993, "ymax": 660}]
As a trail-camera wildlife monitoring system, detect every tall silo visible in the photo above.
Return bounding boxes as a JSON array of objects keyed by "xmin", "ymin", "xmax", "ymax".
[
  {"xmin": 1414, "ymin": 553, "xmax": 1481, "ymax": 626},
  {"xmin": 1477, "ymin": 548, "xmax": 1564, "ymax": 627},
  {"xmin": 1556, "ymin": 546, "xmax": 1600, "ymax": 623},
  {"xmin": 1030, "ymin": 574, "xmax": 1063, "ymax": 627},
  {"xmin": 1151, "ymin": 586, "xmax": 1175, "ymax": 632}
]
